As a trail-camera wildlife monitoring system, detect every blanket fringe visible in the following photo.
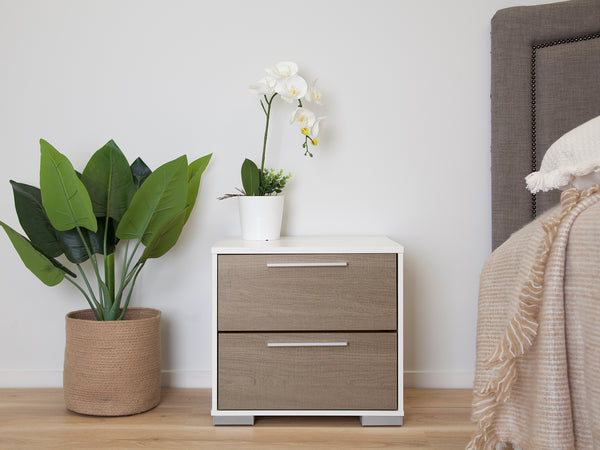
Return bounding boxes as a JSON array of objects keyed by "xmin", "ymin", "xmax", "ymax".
[{"xmin": 467, "ymin": 185, "xmax": 600, "ymax": 449}]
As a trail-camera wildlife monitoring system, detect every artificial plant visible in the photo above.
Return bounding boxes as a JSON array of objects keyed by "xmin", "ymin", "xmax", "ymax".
[
  {"xmin": 219, "ymin": 61, "xmax": 324, "ymax": 199},
  {"xmin": 0, "ymin": 139, "xmax": 211, "ymax": 321}
]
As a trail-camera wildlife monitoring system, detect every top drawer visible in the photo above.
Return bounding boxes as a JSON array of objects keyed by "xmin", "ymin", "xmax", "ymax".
[{"xmin": 217, "ymin": 253, "xmax": 397, "ymax": 331}]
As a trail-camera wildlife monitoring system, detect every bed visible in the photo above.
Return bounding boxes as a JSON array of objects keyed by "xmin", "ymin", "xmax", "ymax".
[{"xmin": 470, "ymin": 0, "xmax": 600, "ymax": 448}]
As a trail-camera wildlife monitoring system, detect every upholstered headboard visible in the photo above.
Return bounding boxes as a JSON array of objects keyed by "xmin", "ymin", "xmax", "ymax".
[{"xmin": 491, "ymin": 0, "xmax": 600, "ymax": 249}]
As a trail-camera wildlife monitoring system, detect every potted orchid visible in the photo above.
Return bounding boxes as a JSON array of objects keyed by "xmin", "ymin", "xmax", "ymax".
[{"xmin": 220, "ymin": 61, "xmax": 325, "ymax": 240}]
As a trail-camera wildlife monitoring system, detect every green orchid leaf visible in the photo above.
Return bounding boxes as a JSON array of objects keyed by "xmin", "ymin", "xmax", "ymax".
[
  {"xmin": 116, "ymin": 155, "xmax": 187, "ymax": 245},
  {"xmin": 184, "ymin": 153, "xmax": 212, "ymax": 223},
  {"xmin": 140, "ymin": 208, "xmax": 188, "ymax": 262},
  {"xmin": 130, "ymin": 157, "xmax": 152, "ymax": 190},
  {"xmin": 39, "ymin": 139, "xmax": 97, "ymax": 232},
  {"xmin": 241, "ymin": 158, "xmax": 260, "ymax": 196},
  {"xmin": 0, "ymin": 220, "xmax": 65, "ymax": 286},
  {"xmin": 81, "ymin": 140, "xmax": 135, "ymax": 222},
  {"xmin": 10, "ymin": 181, "xmax": 62, "ymax": 258}
]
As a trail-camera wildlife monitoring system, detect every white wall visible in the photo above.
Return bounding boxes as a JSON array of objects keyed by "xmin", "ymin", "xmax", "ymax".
[{"xmin": 0, "ymin": 0, "xmax": 557, "ymax": 388}]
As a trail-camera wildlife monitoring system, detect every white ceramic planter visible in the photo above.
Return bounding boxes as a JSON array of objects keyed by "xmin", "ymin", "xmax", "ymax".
[{"xmin": 239, "ymin": 195, "xmax": 284, "ymax": 240}]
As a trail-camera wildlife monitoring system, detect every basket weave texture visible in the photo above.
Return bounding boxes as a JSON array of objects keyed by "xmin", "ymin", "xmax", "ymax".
[{"xmin": 63, "ymin": 307, "xmax": 161, "ymax": 416}]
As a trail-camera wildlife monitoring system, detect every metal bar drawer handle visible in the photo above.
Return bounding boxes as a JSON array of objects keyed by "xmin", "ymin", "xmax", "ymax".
[
  {"xmin": 266, "ymin": 262, "xmax": 348, "ymax": 268},
  {"xmin": 267, "ymin": 342, "xmax": 348, "ymax": 348}
]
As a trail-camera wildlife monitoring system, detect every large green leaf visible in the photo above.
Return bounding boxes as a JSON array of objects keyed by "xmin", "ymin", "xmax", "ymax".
[
  {"xmin": 11, "ymin": 181, "xmax": 114, "ymax": 264},
  {"xmin": 130, "ymin": 157, "xmax": 152, "ymax": 190},
  {"xmin": 55, "ymin": 228, "xmax": 89, "ymax": 263},
  {"xmin": 116, "ymin": 155, "xmax": 187, "ymax": 245},
  {"xmin": 241, "ymin": 158, "xmax": 260, "ymax": 196},
  {"xmin": 55, "ymin": 219, "xmax": 115, "ymax": 264},
  {"xmin": 39, "ymin": 139, "xmax": 97, "ymax": 232},
  {"xmin": 44, "ymin": 253, "xmax": 77, "ymax": 278},
  {"xmin": 140, "ymin": 208, "xmax": 188, "ymax": 262},
  {"xmin": 89, "ymin": 217, "xmax": 117, "ymax": 255},
  {"xmin": 10, "ymin": 181, "xmax": 62, "ymax": 258},
  {"xmin": 81, "ymin": 140, "xmax": 135, "ymax": 222},
  {"xmin": 0, "ymin": 221, "xmax": 65, "ymax": 286},
  {"xmin": 185, "ymin": 153, "xmax": 212, "ymax": 223}
]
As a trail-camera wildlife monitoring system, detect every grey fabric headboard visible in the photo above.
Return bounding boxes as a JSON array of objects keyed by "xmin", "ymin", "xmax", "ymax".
[{"xmin": 491, "ymin": 0, "xmax": 600, "ymax": 249}]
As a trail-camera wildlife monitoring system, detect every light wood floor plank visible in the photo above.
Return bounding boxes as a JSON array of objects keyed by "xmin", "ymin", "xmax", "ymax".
[{"xmin": 0, "ymin": 388, "xmax": 475, "ymax": 449}]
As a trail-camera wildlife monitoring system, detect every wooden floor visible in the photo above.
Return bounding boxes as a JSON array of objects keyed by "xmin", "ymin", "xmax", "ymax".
[{"xmin": 0, "ymin": 388, "xmax": 475, "ymax": 449}]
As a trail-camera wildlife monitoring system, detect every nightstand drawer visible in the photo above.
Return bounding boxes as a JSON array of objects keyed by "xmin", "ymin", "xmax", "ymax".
[
  {"xmin": 217, "ymin": 253, "xmax": 397, "ymax": 331},
  {"xmin": 218, "ymin": 332, "xmax": 397, "ymax": 410}
]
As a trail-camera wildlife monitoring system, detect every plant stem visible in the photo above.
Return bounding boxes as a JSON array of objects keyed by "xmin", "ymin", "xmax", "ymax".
[
  {"xmin": 115, "ymin": 240, "xmax": 130, "ymax": 307},
  {"xmin": 260, "ymin": 99, "xmax": 267, "ymax": 116},
  {"xmin": 75, "ymin": 263, "xmax": 101, "ymax": 312},
  {"xmin": 260, "ymin": 93, "xmax": 277, "ymax": 186},
  {"xmin": 75, "ymin": 264, "xmax": 103, "ymax": 320},
  {"xmin": 115, "ymin": 239, "xmax": 143, "ymax": 311},
  {"xmin": 117, "ymin": 262, "xmax": 145, "ymax": 320},
  {"xmin": 103, "ymin": 217, "xmax": 115, "ymax": 303},
  {"xmin": 124, "ymin": 240, "xmax": 143, "ymax": 278},
  {"xmin": 64, "ymin": 277, "xmax": 101, "ymax": 320},
  {"xmin": 123, "ymin": 261, "xmax": 141, "ymax": 286},
  {"xmin": 105, "ymin": 253, "xmax": 115, "ymax": 305},
  {"xmin": 74, "ymin": 225, "xmax": 106, "ymax": 309}
]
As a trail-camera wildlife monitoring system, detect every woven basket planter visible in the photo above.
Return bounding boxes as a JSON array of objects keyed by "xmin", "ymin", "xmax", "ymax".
[{"xmin": 63, "ymin": 307, "xmax": 161, "ymax": 416}]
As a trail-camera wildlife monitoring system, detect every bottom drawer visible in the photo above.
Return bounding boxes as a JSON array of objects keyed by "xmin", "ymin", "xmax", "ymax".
[{"xmin": 218, "ymin": 332, "xmax": 397, "ymax": 411}]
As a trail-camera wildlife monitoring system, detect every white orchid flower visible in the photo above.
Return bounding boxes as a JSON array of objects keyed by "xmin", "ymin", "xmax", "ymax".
[
  {"xmin": 248, "ymin": 76, "xmax": 278, "ymax": 96},
  {"xmin": 265, "ymin": 61, "xmax": 298, "ymax": 78},
  {"xmin": 305, "ymin": 79, "xmax": 323, "ymax": 105},
  {"xmin": 290, "ymin": 107, "xmax": 316, "ymax": 128},
  {"xmin": 310, "ymin": 116, "xmax": 326, "ymax": 137},
  {"xmin": 277, "ymin": 75, "xmax": 308, "ymax": 103}
]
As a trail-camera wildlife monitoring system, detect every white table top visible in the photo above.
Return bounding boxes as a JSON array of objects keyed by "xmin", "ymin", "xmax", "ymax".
[{"xmin": 212, "ymin": 236, "xmax": 404, "ymax": 254}]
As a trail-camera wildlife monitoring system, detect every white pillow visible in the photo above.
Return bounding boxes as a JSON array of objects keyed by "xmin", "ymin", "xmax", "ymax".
[{"xmin": 525, "ymin": 115, "xmax": 600, "ymax": 193}]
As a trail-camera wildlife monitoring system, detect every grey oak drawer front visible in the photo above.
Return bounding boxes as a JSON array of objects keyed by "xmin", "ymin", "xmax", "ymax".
[
  {"xmin": 217, "ymin": 253, "xmax": 397, "ymax": 331},
  {"xmin": 218, "ymin": 332, "xmax": 397, "ymax": 411}
]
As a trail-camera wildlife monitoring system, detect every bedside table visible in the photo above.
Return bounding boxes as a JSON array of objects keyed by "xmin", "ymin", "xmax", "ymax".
[{"xmin": 211, "ymin": 236, "xmax": 404, "ymax": 426}]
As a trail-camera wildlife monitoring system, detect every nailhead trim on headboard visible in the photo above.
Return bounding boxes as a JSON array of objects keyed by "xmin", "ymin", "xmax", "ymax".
[{"xmin": 530, "ymin": 32, "xmax": 600, "ymax": 218}]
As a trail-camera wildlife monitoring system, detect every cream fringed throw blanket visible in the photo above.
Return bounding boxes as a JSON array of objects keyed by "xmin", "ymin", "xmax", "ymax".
[{"xmin": 468, "ymin": 186, "xmax": 600, "ymax": 449}]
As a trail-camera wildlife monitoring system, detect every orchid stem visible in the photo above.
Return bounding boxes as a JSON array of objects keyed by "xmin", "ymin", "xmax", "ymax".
[{"xmin": 260, "ymin": 93, "xmax": 277, "ymax": 185}]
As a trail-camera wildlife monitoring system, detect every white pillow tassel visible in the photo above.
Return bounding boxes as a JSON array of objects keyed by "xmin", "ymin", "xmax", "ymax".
[{"xmin": 525, "ymin": 170, "xmax": 571, "ymax": 193}]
